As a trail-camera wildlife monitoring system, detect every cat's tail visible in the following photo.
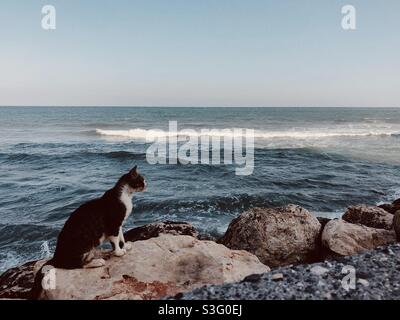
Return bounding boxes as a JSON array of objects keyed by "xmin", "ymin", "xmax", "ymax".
[
  {"xmin": 29, "ymin": 255, "xmax": 85, "ymax": 299},
  {"xmin": 29, "ymin": 258, "xmax": 55, "ymax": 300}
]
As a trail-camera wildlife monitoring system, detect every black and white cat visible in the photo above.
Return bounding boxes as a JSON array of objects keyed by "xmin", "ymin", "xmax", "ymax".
[{"xmin": 30, "ymin": 165, "xmax": 146, "ymax": 299}]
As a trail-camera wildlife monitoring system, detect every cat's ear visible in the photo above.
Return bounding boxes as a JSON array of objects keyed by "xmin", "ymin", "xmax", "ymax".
[{"xmin": 129, "ymin": 165, "xmax": 138, "ymax": 177}]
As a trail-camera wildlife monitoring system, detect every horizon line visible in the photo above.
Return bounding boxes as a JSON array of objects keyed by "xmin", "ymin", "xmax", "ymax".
[{"xmin": 1, "ymin": 105, "xmax": 400, "ymax": 109}]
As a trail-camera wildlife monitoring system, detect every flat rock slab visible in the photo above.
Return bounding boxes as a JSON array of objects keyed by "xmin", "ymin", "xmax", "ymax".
[{"xmin": 40, "ymin": 234, "xmax": 269, "ymax": 300}]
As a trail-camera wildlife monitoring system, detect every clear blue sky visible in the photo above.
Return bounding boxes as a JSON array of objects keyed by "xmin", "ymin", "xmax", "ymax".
[{"xmin": 0, "ymin": 0, "xmax": 399, "ymax": 107}]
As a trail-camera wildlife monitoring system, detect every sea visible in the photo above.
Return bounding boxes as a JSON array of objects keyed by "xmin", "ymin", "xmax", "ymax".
[{"xmin": 1, "ymin": 107, "xmax": 400, "ymax": 272}]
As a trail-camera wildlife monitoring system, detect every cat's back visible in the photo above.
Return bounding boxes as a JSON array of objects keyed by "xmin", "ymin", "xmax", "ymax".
[{"xmin": 61, "ymin": 197, "xmax": 107, "ymax": 232}]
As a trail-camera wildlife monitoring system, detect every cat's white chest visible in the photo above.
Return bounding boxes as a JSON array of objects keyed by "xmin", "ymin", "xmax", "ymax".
[{"xmin": 120, "ymin": 187, "xmax": 133, "ymax": 220}]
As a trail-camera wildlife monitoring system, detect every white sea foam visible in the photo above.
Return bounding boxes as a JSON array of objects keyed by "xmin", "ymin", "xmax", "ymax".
[
  {"xmin": 40, "ymin": 241, "xmax": 51, "ymax": 259},
  {"xmin": 384, "ymin": 188, "xmax": 400, "ymax": 203},
  {"xmin": 0, "ymin": 251, "xmax": 26, "ymax": 274},
  {"xmin": 0, "ymin": 241, "xmax": 53, "ymax": 273},
  {"xmin": 96, "ymin": 128, "xmax": 398, "ymax": 140}
]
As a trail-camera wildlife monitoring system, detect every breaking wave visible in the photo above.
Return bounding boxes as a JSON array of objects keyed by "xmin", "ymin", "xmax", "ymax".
[{"xmin": 96, "ymin": 128, "xmax": 399, "ymax": 140}]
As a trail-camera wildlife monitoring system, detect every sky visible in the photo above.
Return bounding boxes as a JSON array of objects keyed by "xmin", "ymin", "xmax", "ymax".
[{"xmin": 0, "ymin": 0, "xmax": 399, "ymax": 107}]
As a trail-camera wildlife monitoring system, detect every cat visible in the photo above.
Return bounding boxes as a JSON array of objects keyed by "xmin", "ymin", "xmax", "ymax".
[{"xmin": 30, "ymin": 165, "xmax": 146, "ymax": 299}]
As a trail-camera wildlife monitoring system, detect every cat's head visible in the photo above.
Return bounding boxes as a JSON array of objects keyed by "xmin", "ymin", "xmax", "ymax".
[{"xmin": 124, "ymin": 165, "xmax": 146, "ymax": 192}]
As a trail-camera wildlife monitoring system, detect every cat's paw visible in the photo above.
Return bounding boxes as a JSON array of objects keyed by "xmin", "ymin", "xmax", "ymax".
[
  {"xmin": 84, "ymin": 258, "xmax": 106, "ymax": 269},
  {"xmin": 124, "ymin": 242, "xmax": 132, "ymax": 251},
  {"xmin": 114, "ymin": 248, "xmax": 126, "ymax": 257}
]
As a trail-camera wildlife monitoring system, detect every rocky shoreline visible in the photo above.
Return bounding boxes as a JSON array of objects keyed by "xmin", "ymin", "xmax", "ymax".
[{"xmin": 1, "ymin": 198, "xmax": 399, "ymax": 300}]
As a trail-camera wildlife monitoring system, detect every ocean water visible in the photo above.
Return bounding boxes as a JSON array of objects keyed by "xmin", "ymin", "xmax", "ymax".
[{"xmin": 1, "ymin": 107, "xmax": 400, "ymax": 272}]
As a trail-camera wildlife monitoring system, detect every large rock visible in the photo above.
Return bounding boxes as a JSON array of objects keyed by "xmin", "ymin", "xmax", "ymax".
[
  {"xmin": 342, "ymin": 205, "xmax": 394, "ymax": 230},
  {"xmin": 394, "ymin": 211, "xmax": 400, "ymax": 241},
  {"xmin": 0, "ymin": 221, "xmax": 201, "ymax": 299},
  {"xmin": 124, "ymin": 221, "xmax": 199, "ymax": 242},
  {"xmin": 219, "ymin": 205, "xmax": 321, "ymax": 268},
  {"xmin": 321, "ymin": 219, "xmax": 397, "ymax": 256},
  {"xmin": 38, "ymin": 234, "xmax": 269, "ymax": 300}
]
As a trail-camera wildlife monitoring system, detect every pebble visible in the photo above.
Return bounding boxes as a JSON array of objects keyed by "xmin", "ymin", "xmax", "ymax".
[
  {"xmin": 358, "ymin": 279, "xmax": 369, "ymax": 287},
  {"xmin": 271, "ymin": 273, "xmax": 284, "ymax": 281},
  {"xmin": 310, "ymin": 266, "xmax": 329, "ymax": 276}
]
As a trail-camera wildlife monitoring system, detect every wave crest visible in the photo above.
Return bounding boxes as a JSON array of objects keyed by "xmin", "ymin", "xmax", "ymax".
[{"xmin": 96, "ymin": 128, "xmax": 399, "ymax": 140}]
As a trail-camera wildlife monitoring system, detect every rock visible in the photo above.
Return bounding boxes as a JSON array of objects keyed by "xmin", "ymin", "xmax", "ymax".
[
  {"xmin": 379, "ymin": 204, "xmax": 395, "ymax": 214},
  {"xmin": 0, "ymin": 261, "xmax": 36, "ymax": 299},
  {"xmin": 271, "ymin": 273, "xmax": 284, "ymax": 281},
  {"xmin": 394, "ymin": 211, "xmax": 400, "ymax": 241},
  {"xmin": 310, "ymin": 266, "xmax": 329, "ymax": 276},
  {"xmin": 358, "ymin": 279, "xmax": 369, "ymax": 287},
  {"xmin": 379, "ymin": 198, "xmax": 400, "ymax": 214},
  {"xmin": 124, "ymin": 221, "xmax": 199, "ymax": 242},
  {"xmin": 342, "ymin": 205, "xmax": 394, "ymax": 230},
  {"xmin": 321, "ymin": 219, "xmax": 397, "ymax": 256},
  {"xmin": 0, "ymin": 260, "xmax": 47, "ymax": 299},
  {"xmin": 39, "ymin": 234, "xmax": 269, "ymax": 300},
  {"xmin": 392, "ymin": 199, "xmax": 400, "ymax": 212},
  {"xmin": 219, "ymin": 205, "xmax": 321, "ymax": 268},
  {"xmin": 0, "ymin": 222, "xmax": 200, "ymax": 299}
]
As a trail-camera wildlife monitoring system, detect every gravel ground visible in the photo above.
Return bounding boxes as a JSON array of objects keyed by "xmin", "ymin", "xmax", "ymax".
[{"xmin": 174, "ymin": 244, "xmax": 400, "ymax": 300}]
